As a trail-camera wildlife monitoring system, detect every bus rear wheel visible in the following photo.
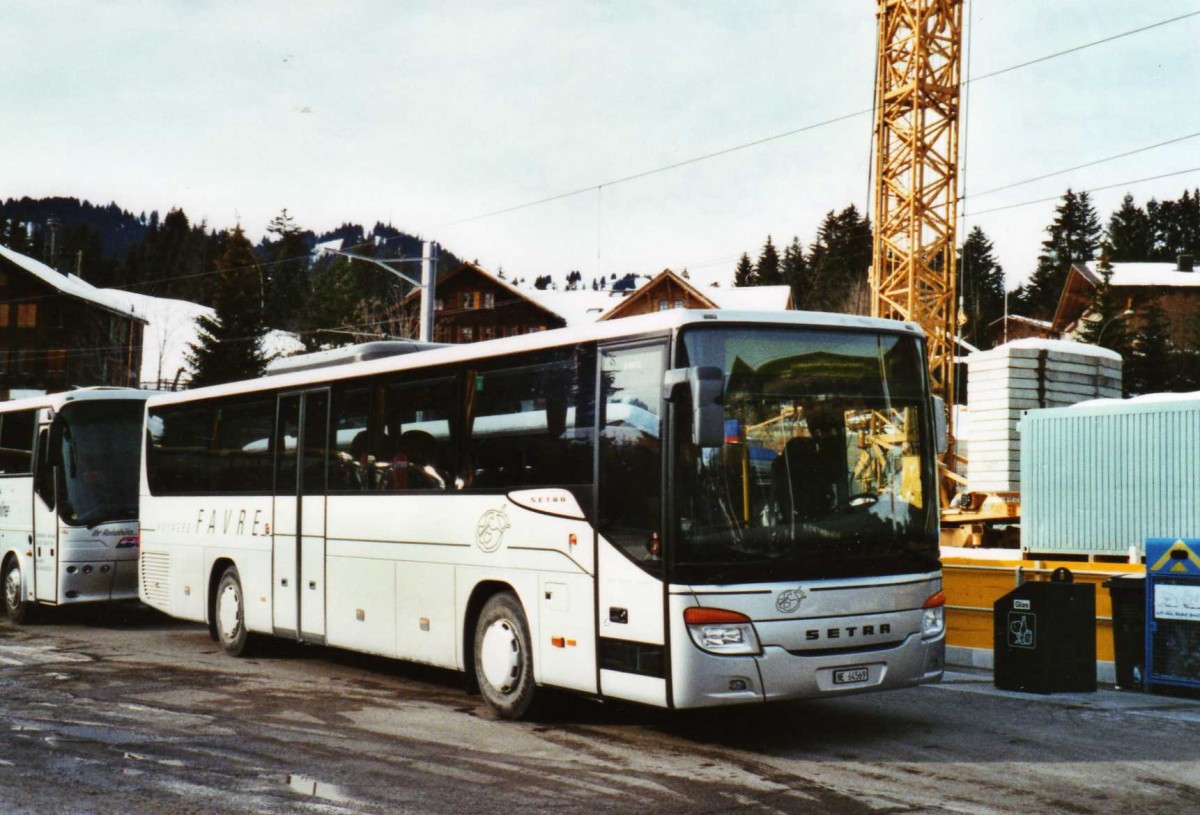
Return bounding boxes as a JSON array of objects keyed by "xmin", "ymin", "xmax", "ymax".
[
  {"xmin": 3, "ymin": 559, "xmax": 36, "ymax": 625},
  {"xmin": 215, "ymin": 566, "xmax": 252, "ymax": 656},
  {"xmin": 474, "ymin": 592, "xmax": 535, "ymax": 720}
]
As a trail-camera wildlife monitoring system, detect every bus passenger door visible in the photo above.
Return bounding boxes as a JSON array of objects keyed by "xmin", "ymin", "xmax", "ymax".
[
  {"xmin": 32, "ymin": 422, "xmax": 58, "ymax": 603},
  {"xmin": 298, "ymin": 390, "xmax": 328, "ymax": 642},
  {"xmin": 273, "ymin": 396, "xmax": 300, "ymax": 637},
  {"xmin": 596, "ymin": 342, "xmax": 669, "ymax": 707},
  {"xmin": 272, "ymin": 390, "xmax": 329, "ymax": 642}
]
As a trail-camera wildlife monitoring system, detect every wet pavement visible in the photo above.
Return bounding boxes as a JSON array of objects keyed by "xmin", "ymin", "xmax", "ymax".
[{"xmin": 3, "ymin": 604, "xmax": 1200, "ymax": 814}]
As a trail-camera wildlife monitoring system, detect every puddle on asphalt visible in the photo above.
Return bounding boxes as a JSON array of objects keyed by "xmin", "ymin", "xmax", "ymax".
[{"xmin": 287, "ymin": 774, "xmax": 356, "ymax": 804}]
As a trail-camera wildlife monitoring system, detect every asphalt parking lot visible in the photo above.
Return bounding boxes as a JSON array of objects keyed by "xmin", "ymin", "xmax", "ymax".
[{"xmin": 3, "ymin": 605, "xmax": 1200, "ymax": 814}]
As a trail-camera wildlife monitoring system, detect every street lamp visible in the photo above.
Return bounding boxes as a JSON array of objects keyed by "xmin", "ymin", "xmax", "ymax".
[
  {"xmin": 1096, "ymin": 308, "xmax": 1134, "ymax": 345},
  {"xmin": 321, "ymin": 241, "xmax": 438, "ymax": 342}
]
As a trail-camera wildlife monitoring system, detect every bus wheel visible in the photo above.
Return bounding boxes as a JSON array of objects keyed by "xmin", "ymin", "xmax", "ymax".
[
  {"xmin": 215, "ymin": 566, "xmax": 251, "ymax": 657},
  {"xmin": 3, "ymin": 559, "xmax": 35, "ymax": 625},
  {"xmin": 474, "ymin": 592, "xmax": 535, "ymax": 720}
]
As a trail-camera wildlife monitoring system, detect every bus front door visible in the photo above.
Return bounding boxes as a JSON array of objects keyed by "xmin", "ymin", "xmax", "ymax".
[
  {"xmin": 32, "ymin": 423, "xmax": 58, "ymax": 603},
  {"xmin": 596, "ymin": 342, "xmax": 669, "ymax": 708},
  {"xmin": 273, "ymin": 390, "xmax": 329, "ymax": 643}
]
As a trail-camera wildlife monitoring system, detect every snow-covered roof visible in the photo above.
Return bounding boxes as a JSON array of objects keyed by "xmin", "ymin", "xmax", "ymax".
[
  {"xmin": 965, "ymin": 336, "xmax": 1122, "ymax": 363},
  {"xmin": 98, "ymin": 288, "xmax": 304, "ymax": 387},
  {"xmin": 1079, "ymin": 260, "xmax": 1200, "ymax": 288},
  {"xmin": 525, "ymin": 289, "xmax": 625, "ymax": 327},
  {"xmin": 99, "ymin": 289, "xmax": 209, "ymax": 386},
  {"xmin": 0, "ymin": 244, "xmax": 147, "ymax": 321},
  {"xmin": 706, "ymin": 285, "xmax": 792, "ymax": 311},
  {"xmin": 989, "ymin": 314, "xmax": 1054, "ymax": 329},
  {"xmin": 1071, "ymin": 391, "xmax": 1200, "ymax": 410},
  {"xmin": 524, "ymin": 279, "xmax": 792, "ymax": 326}
]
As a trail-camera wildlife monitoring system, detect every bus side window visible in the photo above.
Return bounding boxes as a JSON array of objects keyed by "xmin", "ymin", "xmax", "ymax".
[
  {"xmin": 381, "ymin": 374, "xmax": 457, "ymax": 491},
  {"xmin": 598, "ymin": 344, "xmax": 665, "ymax": 572},
  {"xmin": 466, "ymin": 351, "xmax": 594, "ymax": 490},
  {"xmin": 331, "ymin": 384, "xmax": 372, "ymax": 491},
  {"xmin": 214, "ymin": 397, "xmax": 275, "ymax": 493},
  {"xmin": 0, "ymin": 409, "xmax": 35, "ymax": 475},
  {"xmin": 34, "ymin": 427, "xmax": 54, "ymax": 508}
]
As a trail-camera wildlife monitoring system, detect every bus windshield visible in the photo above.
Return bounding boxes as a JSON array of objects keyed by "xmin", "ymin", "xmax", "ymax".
[
  {"xmin": 674, "ymin": 327, "xmax": 940, "ymax": 584},
  {"xmin": 56, "ymin": 400, "xmax": 144, "ymax": 527}
]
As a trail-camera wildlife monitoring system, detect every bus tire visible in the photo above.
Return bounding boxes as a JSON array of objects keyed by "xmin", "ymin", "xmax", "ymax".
[
  {"xmin": 214, "ymin": 566, "xmax": 252, "ymax": 657},
  {"xmin": 473, "ymin": 592, "xmax": 535, "ymax": 720},
  {"xmin": 3, "ymin": 558, "xmax": 36, "ymax": 625}
]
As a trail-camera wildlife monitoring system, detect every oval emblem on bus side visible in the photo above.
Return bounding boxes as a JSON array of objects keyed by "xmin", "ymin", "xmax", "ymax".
[
  {"xmin": 776, "ymin": 588, "xmax": 807, "ymax": 614},
  {"xmin": 476, "ymin": 506, "xmax": 510, "ymax": 553}
]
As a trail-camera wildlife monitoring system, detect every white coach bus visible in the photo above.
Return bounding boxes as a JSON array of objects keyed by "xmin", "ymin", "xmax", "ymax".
[
  {"xmin": 2, "ymin": 388, "xmax": 151, "ymax": 623},
  {"xmin": 139, "ymin": 310, "xmax": 946, "ymax": 718}
]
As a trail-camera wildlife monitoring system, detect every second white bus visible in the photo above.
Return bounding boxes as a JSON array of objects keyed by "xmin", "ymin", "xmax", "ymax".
[
  {"xmin": 139, "ymin": 310, "xmax": 946, "ymax": 718},
  {"xmin": 2, "ymin": 388, "xmax": 151, "ymax": 623}
]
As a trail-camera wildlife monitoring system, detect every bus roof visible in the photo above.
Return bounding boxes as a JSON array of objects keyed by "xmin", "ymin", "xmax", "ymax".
[
  {"xmin": 0, "ymin": 387, "xmax": 153, "ymax": 415},
  {"xmin": 147, "ymin": 309, "xmax": 924, "ymax": 408},
  {"xmin": 264, "ymin": 340, "xmax": 447, "ymax": 376}
]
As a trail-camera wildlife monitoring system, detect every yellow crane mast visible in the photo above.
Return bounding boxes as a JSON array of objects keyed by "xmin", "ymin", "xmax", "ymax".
[{"xmin": 870, "ymin": 0, "xmax": 964, "ymax": 436}]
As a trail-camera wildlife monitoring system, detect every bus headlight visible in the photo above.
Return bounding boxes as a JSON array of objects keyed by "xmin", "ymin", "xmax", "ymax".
[
  {"xmin": 922, "ymin": 591, "xmax": 946, "ymax": 639},
  {"xmin": 683, "ymin": 607, "xmax": 761, "ymax": 656}
]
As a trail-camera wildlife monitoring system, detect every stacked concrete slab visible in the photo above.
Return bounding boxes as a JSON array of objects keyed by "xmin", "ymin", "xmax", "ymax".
[{"xmin": 964, "ymin": 338, "xmax": 1122, "ymax": 493}]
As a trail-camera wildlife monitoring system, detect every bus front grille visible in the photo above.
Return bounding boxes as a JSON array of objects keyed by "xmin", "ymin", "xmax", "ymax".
[{"xmin": 140, "ymin": 551, "xmax": 171, "ymax": 611}]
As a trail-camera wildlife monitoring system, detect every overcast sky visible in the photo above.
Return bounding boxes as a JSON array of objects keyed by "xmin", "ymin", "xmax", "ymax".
[{"xmin": 5, "ymin": 1, "xmax": 1199, "ymax": 291}]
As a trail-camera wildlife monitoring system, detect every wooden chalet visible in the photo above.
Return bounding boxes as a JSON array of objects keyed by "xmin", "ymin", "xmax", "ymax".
[
  {"xmin": 1052, "ymin": 255, "xmax": 1200, "ymax": 346},
  {"xmin": 0, "ymin": 245, "xmax": 146, "ymax": 398},
  {"xmin": 398, "ymin": 262, "xmax": 566, "ymax": 343},
  {"xmin": 601, "ymin": 269, "xmax": 793, "ymax": 321}
]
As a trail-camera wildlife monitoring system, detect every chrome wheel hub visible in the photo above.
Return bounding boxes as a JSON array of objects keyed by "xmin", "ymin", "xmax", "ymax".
[
  {"xmin": 217, "ymin": 583, "xmax": 242, "ymax": 642},
  {"xmin": 4, "ymin": 565, "xmax": 19, "ymax": 611},
  {"xmin": 480, "ymin": 618, "xmax": 521, "ymax": 693}
]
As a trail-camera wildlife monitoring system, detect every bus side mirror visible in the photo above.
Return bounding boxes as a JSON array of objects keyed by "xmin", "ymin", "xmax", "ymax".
[
  {"xmin": 665, "ymin": 367, "xmax": 725, "ymax": 448},
  {"xmin": 932, "ymin": 395, "xmax": 948, "ymax": 455}
]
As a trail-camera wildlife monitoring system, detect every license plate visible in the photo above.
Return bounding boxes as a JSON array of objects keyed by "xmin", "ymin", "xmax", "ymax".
[{"xmin": 833, "ymin": 667, "xmax": 869, "ymax": 685}]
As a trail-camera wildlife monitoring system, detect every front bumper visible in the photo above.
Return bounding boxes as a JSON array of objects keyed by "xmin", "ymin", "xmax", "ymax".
[
  {"xmin": 671, "ymin": 631, "xmax": 945, "ymax": 709},
  {"xmin": 58, "ymin": 558, "xmax": 139, "ymax": 603}
]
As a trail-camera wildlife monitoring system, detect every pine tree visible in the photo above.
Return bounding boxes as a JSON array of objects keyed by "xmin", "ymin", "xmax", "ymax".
[
  {"xmin": 187, "ymin": 227, "xmax": 268, "ymax": 386},
  {"xmin": 958, "ymin": 226, "xmax": 1006, "ymax": 349},
  {"xmin": 1149, "ymin": 189, "xmax": 1200, "ymax": 260},
  {"xmin": 756, "ymin": 236, "xmax": 781, "ymax": 285},
  {"xmin": 1023, "ymin": 189, "xmax": 1102, "ymax": 319},
  {"xmin": 806, "ymin": 205, "xmax": 872, "ymax": 313},
  {"xmin": 264, "ymin": 208, "xmax": 310, "ymax": 329},
  {"xmin": 1124, "ymin": 299, "xmax": 1175, "ymax": 396},
  {"xmin": 5, "ymin": 218, "xmax": 29, "ymax": 253},
  {"xmin": 1107, "ymin": 193, "xmax": 1154, "ymax": 261},
  {"xmin": 781, "ymin": 236, "xmax": 809, "ymax": 308},
  {"xmin": 299, "ymin": 253, "xmax": 370, "ymax": 349},
  {"xmin": 732, "ymin": 253, "xmax": 755, "ymax": 287}
]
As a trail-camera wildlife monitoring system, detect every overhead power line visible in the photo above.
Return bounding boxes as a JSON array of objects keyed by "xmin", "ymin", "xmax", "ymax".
[
  {"xmin": 966, "ymin": 165, "xmax": 1200, "ymax": 217},
  {"xmin": 967, "ymin": 129, "xmax": 1200, "ymax": 200},
  {"xmin": 967, "ymin": 9, "xmax": 1200, "ymax": 84},
  {"xmin": 442, "ymin": 109, "xmax": 870, "ymax": 227},
  {"xmin": 442, "ymin": 9, "xmax": 1200, "ymax": 229}
]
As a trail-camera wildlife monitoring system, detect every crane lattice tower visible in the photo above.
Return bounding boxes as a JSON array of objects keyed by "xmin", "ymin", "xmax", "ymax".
[{"xmin": 871, "ymin": 0, "xmax": 963, "ymax": 411}]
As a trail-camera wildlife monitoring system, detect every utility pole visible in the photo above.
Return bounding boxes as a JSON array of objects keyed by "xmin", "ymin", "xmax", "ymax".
[
  {"xmin": 420, "ymin": 241, "xmax": 437, "ymax": 343},
  {"xmin": 324, "ymin": 240, "xmax": 439, "ymax": 342}
]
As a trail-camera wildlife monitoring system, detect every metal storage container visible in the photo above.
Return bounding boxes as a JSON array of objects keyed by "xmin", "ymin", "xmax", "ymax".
[{"xmin": 1021, "ymin": 394, "xmax": 1200, "ymax": 557}]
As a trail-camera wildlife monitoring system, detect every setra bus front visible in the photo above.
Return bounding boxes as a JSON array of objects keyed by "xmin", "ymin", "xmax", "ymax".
[{"xmin": 664, "ymin": 323, "xmax": 945, "ymax": 708}]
